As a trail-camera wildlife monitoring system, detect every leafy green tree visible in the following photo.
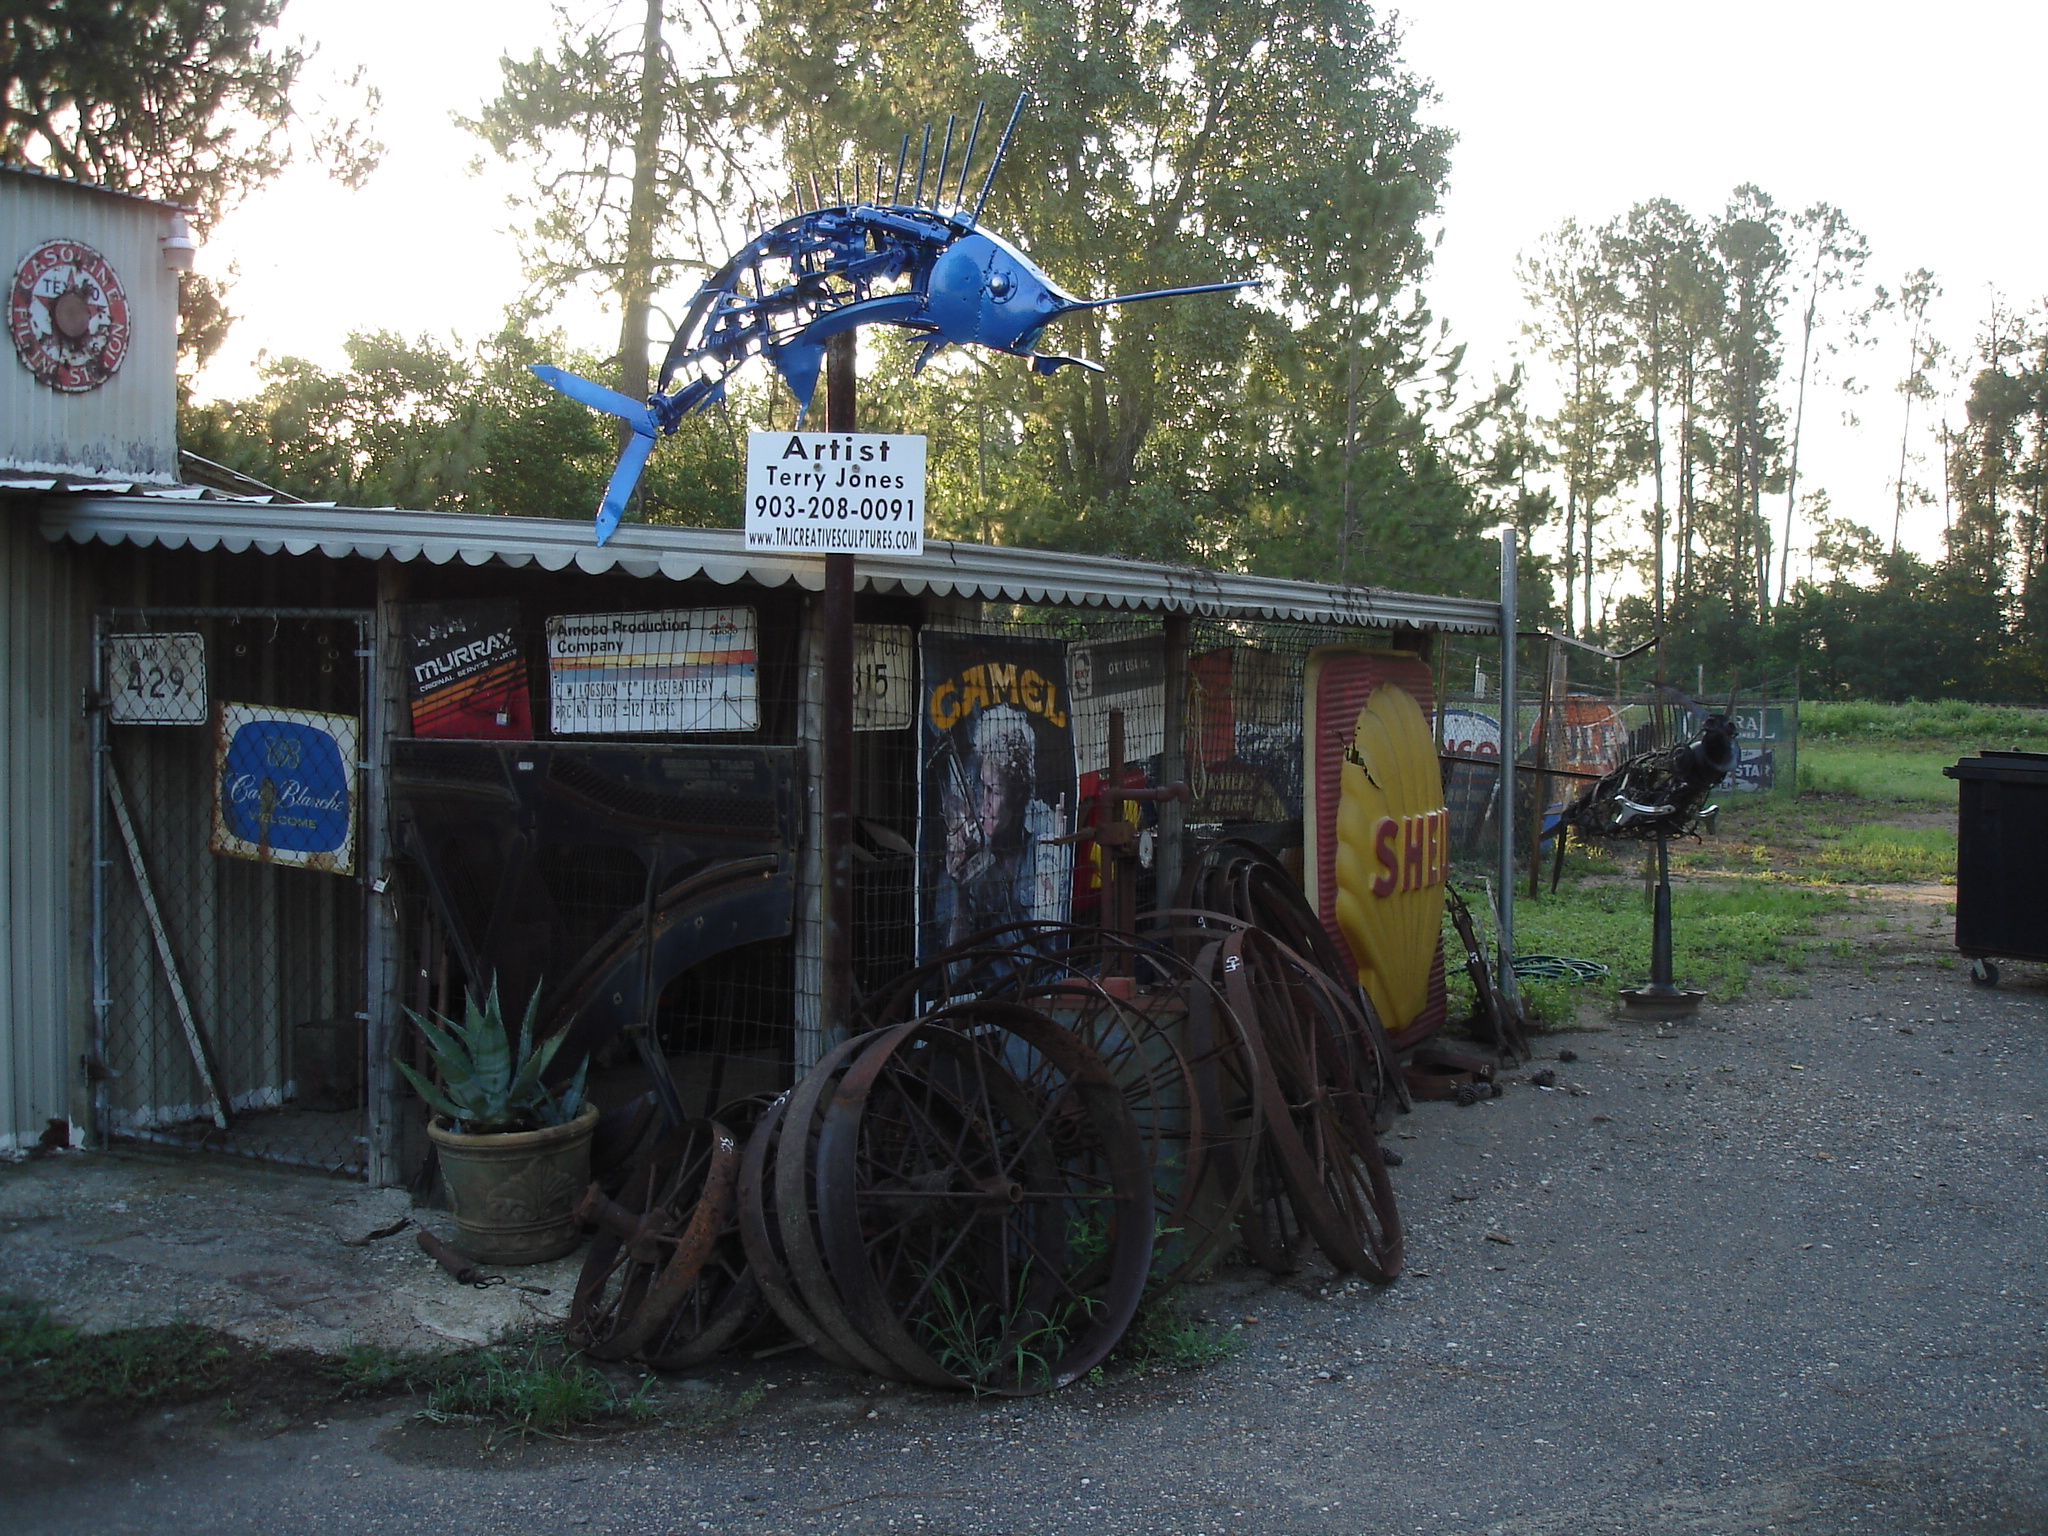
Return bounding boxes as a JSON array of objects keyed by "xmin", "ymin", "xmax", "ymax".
[
  {"xmin": 1889, "ymin": 267, "xmax": 1946, "ymax": 553},
  {"xmin": 181, "ymin": 315, "xmax": 745, "ymax": 523},
  {"xmin": 1521, "ymin": 218, "xmax": 1636, "ymax": 634},
  {"xmin": 1704, "ymin": 186, "xmax": 1789, "ymax": 622},
  {"xmin": 465, "ymin": 1, "xmax": 749, "ymax": 406},
  {"xmin": 741, "ymin": 0, "xmax": 1485, "ymax": 588},
  {"xmin": 1605, "ymin": 199, "xmax": 1712, "ymax": 633},
  {"xmin": 1776, "ymin": 204, "xmax": 1871, "ymax": 605},
  {"xmin": 2, "ymin": 0, "xmax": 381, "ymax": 367}
]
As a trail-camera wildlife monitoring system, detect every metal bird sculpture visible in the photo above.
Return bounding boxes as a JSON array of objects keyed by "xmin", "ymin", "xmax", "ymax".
[
  {"xmin": 1557, "ymin": 712, "xmax": 1739, "ymax": 845},
  {"xmin": 534, "ymin": 93, "xmax": 1259, "ymax": 543}
]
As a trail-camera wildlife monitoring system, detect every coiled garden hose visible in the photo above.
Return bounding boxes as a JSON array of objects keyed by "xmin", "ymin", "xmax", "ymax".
[{"xmin": 1511, "ymin": 954, "xmax": 1610, "ymax": 985}]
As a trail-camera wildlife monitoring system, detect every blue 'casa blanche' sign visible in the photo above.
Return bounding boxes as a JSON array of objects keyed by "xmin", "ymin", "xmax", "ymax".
[{"xmin": 209, "ymin": 704, "xmax": 359, "ymax": 874}]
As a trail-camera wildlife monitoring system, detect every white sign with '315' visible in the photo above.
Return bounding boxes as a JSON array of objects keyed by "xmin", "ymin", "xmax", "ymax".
[{"xmin": 108, "ymin": 632, "xmax": 207, "ymax": 724}]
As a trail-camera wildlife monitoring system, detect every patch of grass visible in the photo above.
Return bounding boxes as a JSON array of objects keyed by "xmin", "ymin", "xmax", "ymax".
[
  {"xmin": 1811, "ymin": 823, "xmax": 1956, "ymax": 883},
  {"xmin": 1514, "ymin": 878, "xmax": 1844, "ymax": 1001},
  {"xmin": 420, "ymin": 1341, "xmax": 656, "ymax": 1439},
  {"xmin": 667, "ymin": 1379, "xmax": 766, "ymax": 1433},
  {"xmin": 910, "ymin": 1262, "xmax": 1091, "ymax": 1393},
  {"xmin": 1668, "ymin": 783, "xmax": 1955, "ymax": 885},
  {"xmin": 1109, "ymin": 1296, "xmax": 1243, "ymax": 1374},
  {"xmin": 1802, "ymin": 700, "xmax": 2048, "ymax": 743},
  {"xmin": 0, "ymin": 1295, "xmax": 232, "ymax": 1410},
  {"xmin": 1798, "ymin": 742, "xmax": 1962, "ymax": 804},
  {"xmin": 327, "ymin": 1340, "xmax": 420, "ymax": 1395}
]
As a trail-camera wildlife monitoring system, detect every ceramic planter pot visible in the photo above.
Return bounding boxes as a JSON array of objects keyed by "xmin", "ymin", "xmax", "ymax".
[{"xmin": 428, "ymin": 1102, "xmax": 599, "ymax": 1264}]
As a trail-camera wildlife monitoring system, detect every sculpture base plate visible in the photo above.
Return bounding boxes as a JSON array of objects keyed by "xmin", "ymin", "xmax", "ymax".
[{"xmin": 1618, "ymin": 987, "xmax": 1705, "ymax": 1019}]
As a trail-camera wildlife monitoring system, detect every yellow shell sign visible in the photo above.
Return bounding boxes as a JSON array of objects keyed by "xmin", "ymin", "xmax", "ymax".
[{"xmin": 1303, "ymin": 648, "xmax": 1446, "ymax": 1036}]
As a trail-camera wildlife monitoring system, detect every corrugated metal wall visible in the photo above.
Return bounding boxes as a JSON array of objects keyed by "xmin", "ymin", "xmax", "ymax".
[
  {"xmin": 0, "ymin": 175, "xmax": 180, "ymax": 482},
  {"xmin": 0, "ymin": 512, "xmax": 81, "ymax": 1151}
]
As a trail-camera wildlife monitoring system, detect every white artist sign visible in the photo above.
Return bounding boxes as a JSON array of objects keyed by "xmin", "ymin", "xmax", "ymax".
[{"xmin": 744, "ymin": 431, "xmax": 926, "ymax": 555}]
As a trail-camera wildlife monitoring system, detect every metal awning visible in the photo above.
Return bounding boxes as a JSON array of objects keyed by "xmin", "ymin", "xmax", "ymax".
[{"xmin": 36, "ymin": 494, "xmax": 1501, "ymax": 633}]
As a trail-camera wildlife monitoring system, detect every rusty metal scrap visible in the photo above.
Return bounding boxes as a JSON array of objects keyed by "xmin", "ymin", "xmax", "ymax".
[{"xmin": 550, "ymin": 829, "xmax": 1469, "ymax": 1390}]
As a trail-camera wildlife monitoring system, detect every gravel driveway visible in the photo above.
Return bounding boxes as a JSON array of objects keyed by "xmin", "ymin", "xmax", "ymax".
[{"xmin": 8, "ymin": 947, "xmax": 2045, "ymax": 1536}]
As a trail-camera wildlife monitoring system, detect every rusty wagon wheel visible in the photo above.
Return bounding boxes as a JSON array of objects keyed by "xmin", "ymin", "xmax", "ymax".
[
  {"xmin": 568, "ymin": 1117, "xmax": 740, "ymax": 1361},
  {"xmin": 1215, "ymin": 928, "xmax": 1402, "ymax": 1281},
  {"xmin": 1172, "ymin": 839, "xmax": 1412, "ymax": 1117},
  {"xmin": 637, "ymin": 1093, "xmax": 779, "ymax": 1370},
  {"xmin": 867, "ymin": 925, "xmax": 1263, "ymax": 1290},
  {"xmin": 813, "ymin": 1006, "xmax": 1152, "ymax": 1395},
  {"xmin": 736, "ymin": 1085, "xmax": 865, "ymax": 1371}
]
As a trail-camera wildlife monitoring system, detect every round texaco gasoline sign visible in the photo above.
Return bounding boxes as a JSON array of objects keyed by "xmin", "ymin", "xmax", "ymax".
[{"xmin": 9, "ymin": 239, "xmax": 131, "ymax": 391}]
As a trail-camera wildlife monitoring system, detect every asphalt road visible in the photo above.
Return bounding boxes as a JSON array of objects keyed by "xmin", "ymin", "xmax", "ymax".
[{"xmin": 10, "ymin": 957, "xmax": 2046, "ymax": 1535}]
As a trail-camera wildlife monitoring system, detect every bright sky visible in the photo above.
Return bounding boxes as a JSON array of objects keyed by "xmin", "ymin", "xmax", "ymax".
[{"xmin": 195, "ymin": 0, "xmax": 2046, "ymax": 570}]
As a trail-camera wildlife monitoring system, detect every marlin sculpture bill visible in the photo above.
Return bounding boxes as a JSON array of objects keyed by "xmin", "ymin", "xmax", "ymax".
[{"xmin": 533, "ymin": 93, "xmax": 1260, "ymax": 544}]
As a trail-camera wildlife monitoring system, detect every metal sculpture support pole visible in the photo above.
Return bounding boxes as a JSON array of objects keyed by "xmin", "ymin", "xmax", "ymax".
[
  {"xmin": 821, "ymin": 331, "xmax": 857, "ymax": 1040},
  {"xmin": 1619, "ymin": 829, "xmax": 1703, "ymax": 1017},
  {"xmin": 1648, "ymin": 834, "xmax": 1675, "ymax": 994},
  {"xmin": 1496, "ymin": 529, "xmax": 1518, "ymax": 1002}
]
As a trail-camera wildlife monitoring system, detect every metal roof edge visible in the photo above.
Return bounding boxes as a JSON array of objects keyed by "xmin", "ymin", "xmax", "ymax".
[
  {"xmin": 0, "ymin": 162, "xmax": 194, "ymax": 214},
  {"xmin": 37, "ymin": 495, "xmax": 1500, "ymax": 634}
]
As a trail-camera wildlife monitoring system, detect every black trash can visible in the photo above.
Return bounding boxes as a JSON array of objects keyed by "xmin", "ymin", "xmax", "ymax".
[{"xmin": 1944, "ymin": 749, "xmax": 2048, "ymax": 986}]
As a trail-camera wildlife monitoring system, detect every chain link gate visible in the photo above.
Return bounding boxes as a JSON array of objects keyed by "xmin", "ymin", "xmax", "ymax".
[{"xmin": 91, "ymin": 607, "xmax": 377, "ymax": 1177}]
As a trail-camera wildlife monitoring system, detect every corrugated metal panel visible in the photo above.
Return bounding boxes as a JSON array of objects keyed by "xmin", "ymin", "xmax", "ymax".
[
  {"xmin": 41, "ymin": 497, "xmax": 1503, "ymax": 634},
  {"xmin": 0, "ymin": 512, "xmax": 80, "ymax": 1151},
  {"xmin": 0, "ymin": 177, "xmax": 181, "ymax": 483},
  {"xmin": 0, "ymin": 164, "xmax": 192, "ymax": 213}
]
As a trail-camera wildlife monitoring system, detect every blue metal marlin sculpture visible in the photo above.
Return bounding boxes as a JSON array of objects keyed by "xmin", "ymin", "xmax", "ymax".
[{"xmin": 533, "ymin": 94, "xmax": 1259, "ymax": 544}]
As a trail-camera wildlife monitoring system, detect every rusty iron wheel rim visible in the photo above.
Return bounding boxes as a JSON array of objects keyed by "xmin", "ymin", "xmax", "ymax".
[
  {"xmin": 736, "ymin": 1090, "xmax": 858, "ymax": 1369},
  {"xmin": 771, "ymin": 1036, "xmax": 913, "ymax": 1380},
  {"xmin": 866, "ymin": 924, "xmax": 1263, "ymax": 1289},
  {"xmin": 1219, "ymin": 928, "xmax": 1402, "ymax": 1280},
  {"xmin": 641, "ymin": 1093, "xmax": 779, "ymax": 1369},
  {"xmin": 814, "ymin": 1007, "xmax": 1152, "ymax": 1395},
  {"xmin": 567, "ymin": 1118, "xmax": 740, "ymax": 1361}
]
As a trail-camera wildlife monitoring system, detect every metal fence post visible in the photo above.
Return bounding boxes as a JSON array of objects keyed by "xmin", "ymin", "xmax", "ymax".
[
  {"xmin": 363, "ymin": 562, "xmax": 404, "ymax": 1184},
  {"xmin": 87, "ymin": 615, "xmax": 110, "ymax": 1148},
  {"xmin": 1158, "ymin": 612, "xmax": 1190, "ymax": 908},
  {"xmin": 1497, "ymin": 529, "xmax": 1518, "ymax": 1001},
  {"xmin": 794, "ymin": 591, "xmax": 828, "ymax": 1073}
]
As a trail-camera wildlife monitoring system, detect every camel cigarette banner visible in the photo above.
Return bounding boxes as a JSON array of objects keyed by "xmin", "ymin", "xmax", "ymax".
[
  {"xmin": 546, "ymin": 606, "xmax": 758, "ymax": 734},
  {"xmin": 918, "ymin": 632, "xmax": 1077, "ymax": 961},
  {"xmin": 403, "ymin": 600, "xmax": 532, "ymax": 739}
]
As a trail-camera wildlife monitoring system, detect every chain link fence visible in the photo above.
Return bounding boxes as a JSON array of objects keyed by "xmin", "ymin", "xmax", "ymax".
[{"xmin": 93, "ymin": 609, "xmax": 374, "ymax": 1176}]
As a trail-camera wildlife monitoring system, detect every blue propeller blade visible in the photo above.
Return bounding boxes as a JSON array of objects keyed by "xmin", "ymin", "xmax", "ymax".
[
  {"xmin": 595, "ymin": 431, "xmax": 657, "ymax": 546},
  {"xmin": 531, "ymin": 364, "xmax": 654, "ymax": 427}
]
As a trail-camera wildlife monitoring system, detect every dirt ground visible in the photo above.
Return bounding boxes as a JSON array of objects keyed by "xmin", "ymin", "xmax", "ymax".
[{"xmin": 5, "ymin": 881, "xmax": 2046, "ymax": 1536}]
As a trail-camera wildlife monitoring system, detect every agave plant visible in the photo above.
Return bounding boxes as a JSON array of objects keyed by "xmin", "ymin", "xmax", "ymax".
[{"xmin": 396, "ymin": 983, "xmax": 588, "ymax": 1135}]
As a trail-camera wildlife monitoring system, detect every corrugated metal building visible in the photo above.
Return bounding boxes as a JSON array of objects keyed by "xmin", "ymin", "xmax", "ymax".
[
  {"xmin": 0, "ymin": 165, "xmax": 1510, "ymax": 1181},
  {"xmin": 0, "ymin": 166, "xmax": 188, "ymax": 484},
  {"xmin": 3, "ymin": 494, "xmax": 1501, "ymax": 1175},
  {"xmin": 1, "ymin": 168, "xmax": 188, "ymax": 1152}
]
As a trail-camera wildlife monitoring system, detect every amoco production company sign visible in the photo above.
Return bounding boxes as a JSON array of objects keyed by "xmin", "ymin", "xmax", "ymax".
[{"xmin": 744, "ymin": 432, "xmax": 926, "ymax": 555}]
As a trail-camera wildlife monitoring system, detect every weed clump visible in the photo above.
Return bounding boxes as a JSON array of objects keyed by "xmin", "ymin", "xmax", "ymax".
[
  {"xmin": 419, "ymin": 1342, "xmax": 656, "ymax": 1438},
  {"xmin": 0, "ymin": 1295, "xmax": 231, "ymax": 1411},
  {"xmin": 1111, "ymin": 1296, "xmax": 1244, "ymax": 1373}
]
